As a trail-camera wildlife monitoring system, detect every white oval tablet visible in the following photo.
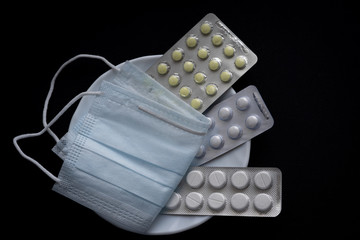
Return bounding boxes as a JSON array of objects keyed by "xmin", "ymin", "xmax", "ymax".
[
  {"xmin": 230, "ymin": 193, "xmax": 249, "ymax": 212},
  {"xmin": 254, "ymin": 171, "xmax": 273, "ymax": 190},
  {"xmin": 245, "ymin": 115, "xmax": 261, "ymax": 129},
  {"xmin": 186, "ymin": 170, "xmax": 205, "ymax": 188},
  {"xmin": 231, "ymin": 171, "xmax": 249, "ymax": 189},
  {"xmin": 166, "ymin": 192, "xmax": 182, "ymax": 210},
  {"xmin": 209, "ymin": 170, "xmax": 227, "ymax": 189},
  {"xmin": 209, "ymin": 135, "xmax": 224, "ymax": 149},
  {"xmin": 254, "ymin": 193, "xmax": 273, "ymax": 213},
  {"xmin": 218, "ymin": 107, "xmax": 233, "ymax": 121},
  {"xmin": 236, "ymin": 97, "xmax": 250, "ymax": 111},
  {"xmin": 208, "ymin": 192, "xmax": 226, "ymax": 211},
  {"xmin": 227, "ymin": 125, "xmax": 243, "ymax": 139},
  {"xmin": 185, "ymin": 192, "xmax": 204, "ymax": 210}
]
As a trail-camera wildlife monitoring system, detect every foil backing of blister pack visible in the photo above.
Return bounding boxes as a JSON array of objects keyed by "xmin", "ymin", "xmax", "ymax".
[
  {"xmin": 162, "ymin": 167, "xmax": 281, "ymax": 217},
  {"xmin": 146, "ymin": 13, "xmax": 257, "ymax": 113},
  {"xmin": 194, "ymin": 85, "xmax": 274, "ymax": 165}
]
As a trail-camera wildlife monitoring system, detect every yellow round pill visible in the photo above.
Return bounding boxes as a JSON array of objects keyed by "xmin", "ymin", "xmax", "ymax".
[
  {"xmin": 168, "ymin": 74, "xmax": 181, "ymax": 87},
  {"xmin": 220, "ymin": 70, "xmax": 232, "ymax": 83},
  {"xmin": 206, "ymin": 84, "xmax": 218, "ymax": 96},
  {"xmin": 171, "ymin": 48, "xmax": 184, "ymax": 62},
  {"xmin": 211, "ymin": 34, "xmax": 223, "ymax": 46},
  {"xmin": 208, "ymin": 58, "xmax": 221, "ymax": 71},
  {"xmin": 197, "ymin": 47, "xmax": 209, "ymax": 60},
  {"xmin": 200, "ymin": 22, "xmax": 212, "ymax": 35},
  {"xmin": 186, "ymin": 35, "xmax": 198, "ymax": 48},
  {"xmin": 157, "ymin": 62, "xmax": 169, "ymax": 75},
  {"xmin": 191, "ymin": 98, "xmax": 203, "ymax": 110},
  {"xmin": 235, "ymin": 56, "xmax": 247, "ymax": 69},
  {"xmin": 194, "ymin": 72, "xmax": 206, "ymax": 84},
  {"xmin": 179, "ymin": 86, "xmax": 191, "ymax": 98},
  {"xmin": 224, "ymin": 45, "xmax": 235, "ymax": 57},
  {"xmin": 183, "ymin": 60, "xmax": 195, "ymax": 73}
]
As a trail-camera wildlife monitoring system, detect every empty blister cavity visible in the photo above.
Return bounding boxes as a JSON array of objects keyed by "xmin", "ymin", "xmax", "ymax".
[
  {"xmin": 146, "ymin": 13, "xmax": 258, "ymax": 113},
  {"xmin": 194, "ymin": 85, "xmax": 274, "ymax": 166},
  {"xmin": 162, "ymin": 167, "xmax": 282, "ymax": 217}
]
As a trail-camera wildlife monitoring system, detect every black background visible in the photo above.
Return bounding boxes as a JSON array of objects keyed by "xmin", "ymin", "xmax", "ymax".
[{"xmin": 4, "ymin": 1, "xmax": 357, "ymax": 238}]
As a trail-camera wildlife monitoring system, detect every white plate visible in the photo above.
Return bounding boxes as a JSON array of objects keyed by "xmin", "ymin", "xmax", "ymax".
[{"xmin": 69, "ymin": 55, "xmax": 250, "ymax": 235}]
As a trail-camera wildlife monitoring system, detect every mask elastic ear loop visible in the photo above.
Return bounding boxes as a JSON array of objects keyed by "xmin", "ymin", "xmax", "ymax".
[
  {"xmin": 14, "ymin": 54, "xmax": 119, "ymax": 182},
  {"xmin": 13, "ymin": 91, "xmax": 101, "ymax": 182},
  {"xmin": 43, "ymin": 54, "xmax": 120, "ymax": 142}
]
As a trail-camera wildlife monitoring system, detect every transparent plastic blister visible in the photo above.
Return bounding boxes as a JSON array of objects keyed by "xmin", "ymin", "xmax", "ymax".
[
  {"xmin": 194, "ymin": 85, "xmax": 274, "ymax": 165},
  {"xmin": 162, "ymin": 167, "xmax": 281, "ymax": 217},
  {"xmin": 146, "ymin": 13, "xmax": 258, "ymax": 112}
]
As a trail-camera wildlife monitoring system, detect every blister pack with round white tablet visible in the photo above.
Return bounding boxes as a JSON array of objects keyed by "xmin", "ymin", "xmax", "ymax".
[
  {"xmin": 146, "ymin": 13, "xmax": 258, "ymax": 113},
  {"xmin": 194, "ymin": 85, "xmax": 274, "ymax": 165},
  {"xmin": 162, "ymin": 167, "xmax": 281, "ymax": 217}
]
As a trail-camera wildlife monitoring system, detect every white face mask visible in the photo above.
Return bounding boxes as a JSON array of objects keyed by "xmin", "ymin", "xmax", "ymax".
[{"xmin": 13, "ymin": 54, "xmax": 210, "ymax": 234}]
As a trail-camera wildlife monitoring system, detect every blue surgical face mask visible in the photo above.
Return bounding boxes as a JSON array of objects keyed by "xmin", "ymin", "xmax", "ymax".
[{"xmin": 13, "ymin": 54, "xmax": 210, "ymax": 234}]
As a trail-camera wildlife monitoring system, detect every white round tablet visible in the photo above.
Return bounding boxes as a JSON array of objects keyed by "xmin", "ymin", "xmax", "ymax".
[
  {"xmin": 208, "ymin": 170, "xmax": 227, "ymax": 189},
  {"xmin": 207, "ymin": 117, "xmax": 215, "ymax": 130},
  {"xmin": 245, "ymin": 115, "xmax": 261, "ymax": 129},
  {"xmin": 230, "ymin": 193, "xmax": 249, "ymax": 212},
  {"xmin": 236, "ymin": 97, "xmax": 250, "ymax": 111},
  {"xmin": 218, "ymin": 107, "xmax": 233, "ymax": 121},
  {"xmin": 185, "ymin": 192, "xmax": 204, "ymax": 210},
  {"xmin": 195, "ymin": 145, "xmax": 206, "ymax": 158},
  {"xmin": 231, "ymin": 171, "xmax": 249, "ymax": 189},
  {"xmin": 166, "ymin": 192, "xmax": 182, "ymax": 210},
  {"xmin": 254, "ymin": 171, "xmax": 273, "ymax": 190},
  {"xmin": 208, "ymin": 192, "xmax": 226, "ymax": 211},
  {"xmin": 254, "ymin": 193, "xmax": 273, "ymax": 213},
  {"xmin": 209, "ymin": 135, "xmax": 224, "ymax": 149},
  {"xmin": 186, "ymin": 170, "xmax": 205, "ymax": 188},
  {"xmin": 227, "ymin": 125, "xmax": 243, "ymax": 139}
]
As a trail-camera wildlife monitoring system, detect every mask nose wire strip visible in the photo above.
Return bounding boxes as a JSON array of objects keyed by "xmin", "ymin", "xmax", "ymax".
[
  {"xmin": 13, "ymin": 91, "xmax": 102, "ymax": 182},
  {"xmin": 43, "ymin": 54, "xmax": 120, "ymax": 143}
]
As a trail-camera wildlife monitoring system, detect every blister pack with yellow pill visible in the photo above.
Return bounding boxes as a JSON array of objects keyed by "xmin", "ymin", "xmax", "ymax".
[
  {"xmin": 194, "ymin": 85, "xmax": 274, "ymax": 165},
  {"xmin": 146, "ymin": 13, "xmax": 258, "ymax": 112}
]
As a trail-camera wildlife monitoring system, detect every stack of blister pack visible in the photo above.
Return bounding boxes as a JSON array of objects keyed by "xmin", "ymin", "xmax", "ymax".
[{"xmin": 13, "ymin": 13, "xmax": 281, "ymax": 235}]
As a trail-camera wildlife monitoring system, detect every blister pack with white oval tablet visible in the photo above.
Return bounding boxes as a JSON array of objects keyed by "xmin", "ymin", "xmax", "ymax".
[
  {"xmin": 194, "ymin": 85, "xmax": 274, "ymax": 165},
  {"xmin": 162, "ymin": 167, "xmax": 281, "ymax": 217},
  {"xmin": 146, "ymin": 13, "xmax": 258, "ymax": 113}
]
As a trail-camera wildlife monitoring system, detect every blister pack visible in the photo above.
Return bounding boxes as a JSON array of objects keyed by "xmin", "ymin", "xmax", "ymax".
[
  {"xmin": 194, "ymin": 85, "xmax": 274, "ymax": 165},
  {"xmin": 146, "ymin": 13, "xmax": 257, "ymax": 112},
  {"xmin": 162, "ymin": 167, "xmax": 281, "ymax": 217}
]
